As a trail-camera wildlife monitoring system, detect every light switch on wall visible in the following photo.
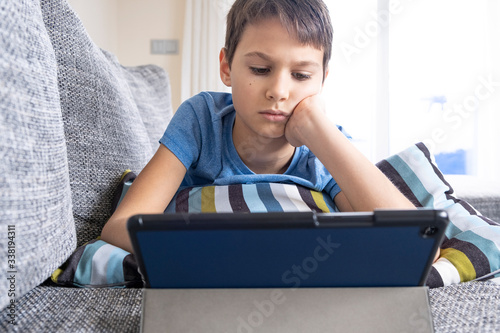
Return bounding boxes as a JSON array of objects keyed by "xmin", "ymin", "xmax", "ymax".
[{"xmin": 151, "ymin": 39, "xmax": 179, "ymax": 55}]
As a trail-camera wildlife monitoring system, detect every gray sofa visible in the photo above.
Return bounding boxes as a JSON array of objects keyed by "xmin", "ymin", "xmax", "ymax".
[{"xmin": 1, "ymin": 0, "xmax": 499, "ymax": 332}]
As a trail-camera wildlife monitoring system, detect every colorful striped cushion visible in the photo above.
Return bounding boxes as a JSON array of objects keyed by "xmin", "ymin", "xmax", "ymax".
[
  {"xmin": 165, "ymin": 183, "xmax": 337, "ymax": 213},
  {"xmin": 51, "ymin": 183, "xmax": 336, "ymax": 288},
  {"xmin": 376, "ymin": 142, "xmax": 500, "ymax": 287},
  {"xmin": 51, "ymin": 239, "xmax": 142, "ymax": 288},
  {"xmin": 53, "ymin": 142, "xmax": 500, "ymax": 288}
]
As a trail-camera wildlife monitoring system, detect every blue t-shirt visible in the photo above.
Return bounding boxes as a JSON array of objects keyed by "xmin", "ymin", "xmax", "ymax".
[{"xmin": 159, "ymin": 92, "xmax": 349, "ymax": 200}]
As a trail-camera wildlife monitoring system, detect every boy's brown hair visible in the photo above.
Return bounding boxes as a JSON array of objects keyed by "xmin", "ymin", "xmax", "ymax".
[{"xmin": 224, "ymin": 0, "xmax": 333, "ymax": 79}]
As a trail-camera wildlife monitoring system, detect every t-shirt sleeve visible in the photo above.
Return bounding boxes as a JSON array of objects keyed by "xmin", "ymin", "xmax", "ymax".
[
  {"xmin": 336, "ymin": 124, "xmax": 352, "ymax": 140},
  {"xmin": 324, "ymin": 178, "xmax": 342, "ymax": 203},
  {"xmin": 159, "ymin": 97, "xmax": 204, "ymax": 170}
]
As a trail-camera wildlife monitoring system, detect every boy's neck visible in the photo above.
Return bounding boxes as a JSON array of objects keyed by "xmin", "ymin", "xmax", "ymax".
[{"xmin": 233, "ymin": 132, "xmax": 295, "ymax": 175}]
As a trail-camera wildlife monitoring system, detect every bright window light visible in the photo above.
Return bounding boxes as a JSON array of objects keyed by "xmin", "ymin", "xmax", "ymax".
[{"xmin": 324, "ymin": 0, "xmax": 500, "ymax": 180}]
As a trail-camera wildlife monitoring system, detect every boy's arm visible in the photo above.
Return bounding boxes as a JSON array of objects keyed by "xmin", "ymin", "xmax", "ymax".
[
  {"xmin": 285, "ymin": 94, "xmax": 415, "ymax": 212},
  {"xmin": 101, "ymin": 145, "xmax": 186, "ymax": 253},
  {"xmin": 285, "ymin": 95, "xmax": 446, "ymax": 265}
]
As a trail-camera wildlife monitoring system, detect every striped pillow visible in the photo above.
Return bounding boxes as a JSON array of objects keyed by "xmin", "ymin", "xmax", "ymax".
[
  {"xmin": 53, "ymin": 142, "xmax": 500, "ymax": 289},
  {"xmin": 51, "ymin": 182, "xmax": 336, "ymax": 288},
  {"xmin": 165, "ymin": 183, "xmax": 337, "ymax": 213},
  {"xmin": 51, "ymin": 239, "xmax": 142, "ymax": 288},
  {"xmin": 376, "ymin": 142, "xmax": 500, "ymax": 287}
]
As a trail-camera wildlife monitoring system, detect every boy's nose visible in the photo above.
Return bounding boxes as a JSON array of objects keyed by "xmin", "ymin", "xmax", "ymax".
[{"xmin": 266, "ymin": 74, "xmax": 289, "ymax": 102}]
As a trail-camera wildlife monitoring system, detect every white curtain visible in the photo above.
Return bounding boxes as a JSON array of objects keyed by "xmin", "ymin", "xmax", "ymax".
[{"xmin": 181, "ymin": 0, "xmax": 233, "ymax": 103}]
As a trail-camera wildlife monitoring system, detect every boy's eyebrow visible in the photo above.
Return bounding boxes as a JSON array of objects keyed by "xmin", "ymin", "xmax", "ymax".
[
  {"xmin": 244, "ymin": 51, "xmax": 273, "ymax": 62},
  {"xmin": 244, "ymin": 51, "xmax": 321, "ymax": 68}
]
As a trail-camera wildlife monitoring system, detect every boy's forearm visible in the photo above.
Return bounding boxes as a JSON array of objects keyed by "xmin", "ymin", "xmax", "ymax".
[
  {"xmin": 101, "ymin": 217, "xmax": 134, "ymax": 253},
  {"xmin": 305, "ymin": 118, "xmax": 414, "ymax": 211}
]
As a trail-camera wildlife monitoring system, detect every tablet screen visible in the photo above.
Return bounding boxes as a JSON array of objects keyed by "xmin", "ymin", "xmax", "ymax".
[{"xmin": 135, "ymin": 225, "xmax": 436, "ymax": 288}]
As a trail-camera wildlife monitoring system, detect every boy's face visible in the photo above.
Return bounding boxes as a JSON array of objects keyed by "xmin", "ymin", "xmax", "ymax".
[{"xmin": 220, "ymin": 18, "xmax": 326, "ymax": 144}]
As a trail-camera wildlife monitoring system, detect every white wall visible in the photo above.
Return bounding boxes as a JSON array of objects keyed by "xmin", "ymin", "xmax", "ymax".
[
  {"xmin": 67, "ymin": 0, "xmax": 119, "ymax": 55},
  {"xmin": 67, "ymin": 0, "xmax": 185, "ymax": 111}
]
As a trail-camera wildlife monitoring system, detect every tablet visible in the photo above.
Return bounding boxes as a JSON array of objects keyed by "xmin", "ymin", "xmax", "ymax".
[{"xmin": 127, "ymin": 209, "xmax": 448, "ymax": 288}]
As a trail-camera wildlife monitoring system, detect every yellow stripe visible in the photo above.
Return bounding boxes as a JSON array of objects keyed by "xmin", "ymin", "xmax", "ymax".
[
  {"xmin": 201, "ymin": 186, "xmax": 216, "ymax": 212},
  {"xmin": 51, "ymin": 268, "xmax": 64, "ymax": 283},
  {"xmin": 120, "ymin": 169, "xmax": 132, "ymax": 181},
  {"xmin": 440, "ymin": 247, "xmax": 476, "ymax": 282},
  {"xmin": 311, "ymin": 190, "xmax": 329, "ymax": 212}
]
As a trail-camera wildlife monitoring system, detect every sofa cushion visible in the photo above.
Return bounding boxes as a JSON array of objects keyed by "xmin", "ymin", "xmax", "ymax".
[
  {"xmin": 103, "ymin": 51, "xmax": 174, "ymax": 152},
  {"xmin": 377, "ymin": 143, "xmax": 500, "ymax": 287},
  {"xmin": 51, "ymin": 239, "xmax": 142, "ymax": 288},
  {"xmin": 0, "ymin": 0, "xmax": 76, "ymax": 310},
  {"xmin": 446, "ymin": 175, "xmax": 500, "ymax": 223},
  {"xmin": 1, "ymin": 281, "xmax": 500, "ymax": 332},
  {"xmin": 0, "ymin": 285, "xmax": 143, "ymax": 332},
  {"xmin": 40, "ymin": 0, "xmax": 173, "ymax": 246}
]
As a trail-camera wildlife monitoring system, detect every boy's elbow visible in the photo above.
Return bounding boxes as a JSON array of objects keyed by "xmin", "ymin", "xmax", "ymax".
[{"xmin": 101, "ymin": 216, "xmax": 134, "ymax": 254}]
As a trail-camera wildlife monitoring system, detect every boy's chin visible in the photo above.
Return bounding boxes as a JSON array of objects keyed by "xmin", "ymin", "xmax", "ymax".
[
  {"xmin": 257, "ymin": 128, "xmax": 286, "ymax": 140},
  {"xmin": 260, "ymin": 133, "xmax": 292, "ymax": 147}
]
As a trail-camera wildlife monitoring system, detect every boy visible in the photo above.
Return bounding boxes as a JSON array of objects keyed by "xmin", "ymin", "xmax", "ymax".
[{"xmin": 101, "ymin": 0, "xmax": 418, "ymax": 255}]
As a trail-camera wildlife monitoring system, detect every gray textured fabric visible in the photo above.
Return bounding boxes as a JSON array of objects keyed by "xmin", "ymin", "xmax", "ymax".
[
  {"xmin": 1, "ymin": 282, "xmax": 499, "ymax": 332},
  {"xmin": 40, "ymin": 0, "xmax": 173, "ymax": 246},
  {"xmin": 102, "ymin": 50, "xmax": 173, "ymax": 152},
  {"xmin": 446, "ymin": 176, "xmax": 500, "ymax": 222},
  {"xmin": 461, "ymin": 197, "xmax": 500, "ymax": 223},
  {"xmin": 0, "ymin": 0, "xmax": 76, "ymax": 310},
  {"xmin": 430, "ymin": 281, "xmax": 500, "ymax": 332},
  {"xmin": 0, "ymin": 285, "xmax": 142, "ymax": 332}
]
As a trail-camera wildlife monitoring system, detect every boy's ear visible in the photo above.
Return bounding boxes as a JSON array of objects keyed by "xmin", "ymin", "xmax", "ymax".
[
  {"xmin": 322, "ymin": 67, "xmax": 330, "ymax": 86},
  {"xmin": 219, "ymin": 48, "xmax": 232, "ymax": 87}
]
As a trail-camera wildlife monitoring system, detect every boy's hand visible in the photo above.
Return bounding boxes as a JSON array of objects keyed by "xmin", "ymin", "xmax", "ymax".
[
  {"xmin": 434, "ymin": 247, "xmax": 441, "ymax": 263},
  {"xmin": 285, "ymin": 94, "xmax": 328, "ymax": 148}
]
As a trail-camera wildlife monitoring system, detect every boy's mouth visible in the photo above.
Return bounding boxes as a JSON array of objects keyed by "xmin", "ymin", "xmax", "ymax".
[{"xmin": 259, "ymin": 110, "xmax": 290, "ymax": 122}]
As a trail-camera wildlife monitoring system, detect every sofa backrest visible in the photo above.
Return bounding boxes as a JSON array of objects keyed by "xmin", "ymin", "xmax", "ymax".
[
  {"xmin": 0, "ymin": 0, "xmax": 173, "ymax": 309},
  {"xmin": 0, "ymin": 0, "xmax": 76, "ymax": 310},
  {"xmin": 40, "ymin": 0, "xmax": 173, "ymax": 246}
]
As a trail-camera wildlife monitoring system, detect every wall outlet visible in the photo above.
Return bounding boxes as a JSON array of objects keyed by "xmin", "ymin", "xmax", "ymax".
[{"xmin": 151, "ymin": 39, "xmax": 179, "ymax": 55}]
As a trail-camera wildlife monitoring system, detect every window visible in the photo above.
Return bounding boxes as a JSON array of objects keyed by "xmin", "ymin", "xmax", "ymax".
[{"xmin": 324, "ymin": 0, "xmax": 500, "ymax": 181}]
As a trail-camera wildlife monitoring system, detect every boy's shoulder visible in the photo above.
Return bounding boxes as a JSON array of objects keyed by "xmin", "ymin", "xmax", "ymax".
[
  {"xmin": 177, "ymin": 92, "xmax": 234, "ymax": 123},
  {"xmin": 184, "ymin": 91, "xmax": 233, "ymax": 112}
]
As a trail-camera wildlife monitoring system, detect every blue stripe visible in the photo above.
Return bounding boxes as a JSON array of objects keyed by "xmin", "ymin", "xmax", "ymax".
[
  {"xmin": 321, "ymin": 192, "xmax": 336, "ymax": 212},
  {"xmin": 188, "ymin": 187, "xmax": 202, "ymax": 212},
  {"xmin": 256, "ymin": 183, "xmax": 283, "ymax": 212},
  {"xmin": 242, "ymin": 184, "xmax": 268, "ymax": 212},
  {"xmin": 74, "ymin": 240, "xmax": 107, "ymax": 285},
  {"xmin": 270, "ymin": 183, "xmax": 297, "ymax": 211},
  {"xmin": 106, "ymin": 247, "xmax": 129, "ymax": 284},
  {"xmin": 444, "ymin": 221, "xmax": 463, "ymax": 240},
  {"xmin": 116, "ymin": 181, "xmax": 133, "ymax": 208},
  {"xmin": 165, "ymin": 196, "xmax": 176, "ymax": 213},
  {"xmin": 386, "ymin": 154, "xmax": 435, "ymax": 208},
  {"xmin": 456, "ymin": 229, "xmax": 500, "ymax": 272}
]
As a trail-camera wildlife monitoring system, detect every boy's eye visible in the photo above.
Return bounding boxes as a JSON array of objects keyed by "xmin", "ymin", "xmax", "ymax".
[
  {"xmin": 292, "ymin": 72, "xmax": 311, "ymax": 81},
  {"xmin": 250, "ymin": 67, "xmax": 270, "ymax": 75}
]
